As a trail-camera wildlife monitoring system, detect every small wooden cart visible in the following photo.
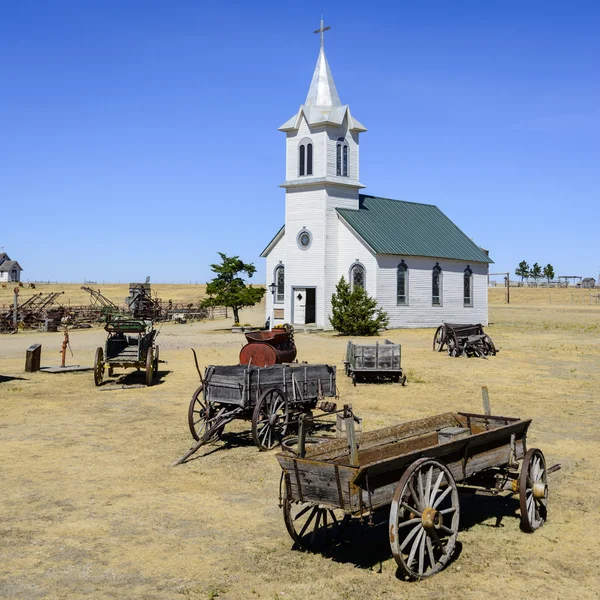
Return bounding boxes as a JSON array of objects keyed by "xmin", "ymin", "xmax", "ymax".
[
  {"xmin": 277, "ymin": 410, "xmax": 556, "ymax": 580},
  {"xmin": 175, "ymin": 359, "xmax": 338, "ymax": 464},
  {"xmin": 343, "ymin": 339, "xmax": 405, "ymax": 385},
  {"xmin": 93, "ymin": 318, "xmax": 159, "ymax": 386},
  {"xmin": 433, "ymin": 323, "xmax": 496, "ymax": 358}
]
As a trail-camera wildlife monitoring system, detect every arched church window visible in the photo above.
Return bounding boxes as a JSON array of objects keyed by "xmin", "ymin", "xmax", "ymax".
[
  {"xmin": 337, "ymin": 138, "xmax": 349, "ymax": 177},
  {"xmin": 350, "ymin": 263, "xmax": 365, "ymax": 291},
  {"xmin": 307, "ymin": 143, "xmax": 313, "ymax": 175},
  {"xmin": 397, "ymin": 261, "xmax": 408, "ymax": 305},
  {"xmin": 299, "ymin": 145, "xmax": 305, "ymax": 176},
  {"xmin": 464, "ymin": 266, "xmax": 473, "ymax": 307},
  {"xmin": 432, "ymin": 263, "xmax": 442, "ymax": 306},
  {"xmin": 275, "ymin": 264, "xmax": 285, "ymax": 304}
]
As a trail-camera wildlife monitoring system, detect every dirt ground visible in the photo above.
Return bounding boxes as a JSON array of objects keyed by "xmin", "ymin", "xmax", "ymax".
[{"xmin": 1, "ymin": 295, "xmax": 599, "ymax": 599}]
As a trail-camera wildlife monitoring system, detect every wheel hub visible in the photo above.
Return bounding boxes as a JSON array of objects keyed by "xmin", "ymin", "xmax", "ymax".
[
  {"xmin": 268, "ymin": 414, "xmax": 279, "ymax": 426},
  {"xmin": 532, "ymin": 481, "xmax": 547, "ymax": 500},
  {"xmin": 421, "ymin": 507, "xmax": 443, "ymax": 530}
]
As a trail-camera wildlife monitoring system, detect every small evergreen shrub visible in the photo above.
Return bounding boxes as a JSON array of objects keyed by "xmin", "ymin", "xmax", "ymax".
[{"xmin": 329, "ymin": 277, "xmax": 389, "ymax": 335}]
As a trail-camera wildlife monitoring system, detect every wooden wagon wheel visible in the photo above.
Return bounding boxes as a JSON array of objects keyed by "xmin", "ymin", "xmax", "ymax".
[
  {"xmin": 187, "ymin": 385, "xmax": 224, "ymax": 442},
  {"xmin": 252, "ymin": 388, "xmax": 288, "ymax": 451},
  {"xmin": 519, "ymin": 448, "xmax": 548, "ymax": 532},
  {"xmin": 145, "ymin": 347, "xmax": 155, "ymax": 386},
  {"xmin": 482, "ymin": 335, "xmax": 496, "ymax": 356},
  {"xmin": 94, "ymin": 347, "xmax": 104, "ymax": 386},
  {"xmin": 433, "ymin": 326, "xmax": 445, "ymax": 352},
  {"xmin": 447, "ymin": 331, "xmax": 460, "ymax": 357},
  {"xmin": 283, "ymin": 487, "xmax": 350, "ymax": 551},
  {"xmin": 153, "ymin": 345, "xmax": 160, "ymax": 376},
  {"xmin": 389, "ymin": 458, "xmax": 460, "ymax": 580}
]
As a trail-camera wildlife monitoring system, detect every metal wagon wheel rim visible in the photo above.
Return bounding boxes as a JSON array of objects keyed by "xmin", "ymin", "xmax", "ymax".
[
  {"xmin": 187, "ymin": 385, "xmax": 223, "ymax": 442},
  {"xmin": 251, "ymin": 388, "xmax": 288, "ymax": 451},
  {"xmin": 519, "ymin": 448, "xmax": 548, "ymax": 532},
  {"xmin": 283, "ymin": 487, "xmax": 350, "ymax": 551},
  {"xmin": 433, "ymin": 326, "xmax": 445, "ymax": 352},
  {"xmin": 447, "ymin": 331, "xmax": 460, "ymax": 357},
  {"xmin": 145, "ymin": 347, "xmax": 155, "ymax": 386},
  {"xmin": 94, "ymin": 347, "xmax": 104, "ymax": 386},
  {"xmin": 153, "ymin": 345, "xmax": 160, "ymax": 376},
  {"xmin": 389, "ymin": 458, "xmax": 460, "ymax": 580}
]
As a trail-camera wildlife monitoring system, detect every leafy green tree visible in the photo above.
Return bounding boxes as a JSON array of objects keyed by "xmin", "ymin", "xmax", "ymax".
[
  {"xmin": 543, "ymin": 264, "xmax": 555, "ymax": 283},
  {"xmin": 329, "ymin": 277, "xmax": 389, "ymax": 335},
  {"xmin": 201, "ymin": 252, "xmax": 265, "ymax": 324},
  {"xmin": 530, "ymin": 262, "xmax": 542, "ymax": 284},
  {"xmin": 515, "ymin": 260, "xmax": 530, "ymax": 284}
]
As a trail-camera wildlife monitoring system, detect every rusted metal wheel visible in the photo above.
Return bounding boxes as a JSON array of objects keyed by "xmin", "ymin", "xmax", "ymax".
[
  {"xmin": 187, "ymin": 385, "xmax": 224, "ymax": 442},
  {"xmin": 389, "ymin": 458, "xmax": 460, "ymax": 580},
  {"xmin": 283, "ymin": 486, "xmax": 350, "ymax": 551},
  {"xmin": 94, "ymin": 347, "xmax": 104, "ymax": 386},
  {"xmin": 433, "ymin": 326, "xmax": 445, "ymax": 352},
  {"xmin": 252, "ymin": 388, "xmax": 288, "ymax": 450},
  {"xmin": 145, "ymin": 347, "xmax": 155, "ymax": 386},
  {"xmin": 520, "ymin": 448, "xmax": 548, "ymax": 532}
]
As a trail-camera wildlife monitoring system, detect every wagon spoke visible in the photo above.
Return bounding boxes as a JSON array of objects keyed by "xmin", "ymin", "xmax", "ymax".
[
  {"xmin": 293, "ymin": 504, "xmax": 313, "ymax": 521},
  {"xmin": 432, "ymin": 485, "xmax": 452, "ymax": 509},
  {"xmin": 439, "ymin": 525, "xmax": 456, "ymax": 537},
  {"xmin": 401, "ymin": 502, "xmax": 422, "ymax": 517},
  {"xmin": 425, "ymin": 466, "xmax": 433, "ymax": 506},
  {"xmin": 439, "ymin": 507, "xmax": 456, "ymax": 515},
  {"xmin": 417, "ymin": 472, "xmax": 425, "ymax": 507},
  {"xmin": 298, "ymin": 507, "xmax": 318, "ymax": 539},
  {"xmin": 425, "ymin": 534, "xmax": 436, "ymax": 572},
  {"xmin": 418, "ymin": 531, "xmax": 426, "ymax": 575},
  {"xmin": 429, "ymin": 528, "xmax": 447, "ymax": 555},
  {"xmin": 408, "ymin": 482, "xmax": 422, "ymax": 511},
  {"xmin": 396, "ymin": 517, "xmax": 421, "ymax": 529},
  {"xmin": 328, "ymin": 509, "xmax": 339, "ymax": 527},
  {"xmin": 429, "ymin": 471, "xmax": 445, "ymax": 507},
  {"xmin": 407, "ymin": 528, "xmax": 425, "ymax": 568},
  {"xmin": 399, "ymin": 523, "xmax": 422, "ymax": 552},
  {"xmin": 310, "ymin": 509, "xmax": 322, "ymax": 545}
]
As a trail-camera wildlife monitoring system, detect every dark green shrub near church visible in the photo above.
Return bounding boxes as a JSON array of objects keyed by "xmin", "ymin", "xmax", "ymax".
[{"xmin": 330, "ymin": 277, "xmax": 389, "ymax": 335}]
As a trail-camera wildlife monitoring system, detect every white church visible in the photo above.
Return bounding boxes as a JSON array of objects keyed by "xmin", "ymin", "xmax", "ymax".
[{"xmin": 262, "ymin": 24, "xmax": 493, "ymax": 329}]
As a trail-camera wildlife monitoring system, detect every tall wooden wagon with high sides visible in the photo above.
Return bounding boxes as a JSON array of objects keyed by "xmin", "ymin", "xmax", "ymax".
[
  {"xmin": 175, "ymin": 360, "xmax": 338, "ymax": 464},
  {"xmin": 343, "ymin": 339, "xmax": 405, "ymax": 385},
  {"xmin": 277, "ymin": 410, "xmax": 557, "ymax": 580}
]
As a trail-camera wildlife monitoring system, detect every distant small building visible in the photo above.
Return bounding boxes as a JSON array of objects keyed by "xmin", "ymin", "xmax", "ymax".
[
  {"xmin": 0, "ymin": 253, "xmax": 23, "ymax": 283},
  {"xmin": 581, "ymin": 277, "xmax": 596, "ymax": 289}
]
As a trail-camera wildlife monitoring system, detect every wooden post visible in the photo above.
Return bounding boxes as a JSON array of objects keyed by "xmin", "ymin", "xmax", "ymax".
[
  {"xmin": 25, "ymin": 344, "xmax": 41, "ymax": 372},
  {"xmin": 506, "ymin": 272, "xmax": 510, "ymax": 304},
  {"xmin": 13, "ymin": 287, "xmax": 19, "ymax": 330},
  {"xmin": 344, "ymin": 405, "xmax": 359, "ymax": 467},
  {"xmin": 297, "ymin": 414, "xmax": 308, "ymax": 458},
  {"xmin": 482, "ymin": 386, "xmax": 491, "ymax": 416}
]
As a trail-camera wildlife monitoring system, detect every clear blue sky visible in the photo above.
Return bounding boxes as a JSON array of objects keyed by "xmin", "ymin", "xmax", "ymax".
[{"xmin": 2, "ymin": 1, "xmax": 599, "ymax": 283}]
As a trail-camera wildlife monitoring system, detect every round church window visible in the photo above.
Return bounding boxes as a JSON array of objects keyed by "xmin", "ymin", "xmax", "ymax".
[{"xmin": 297, "ymin": 229, "xmax": 312, "ymax": 250}]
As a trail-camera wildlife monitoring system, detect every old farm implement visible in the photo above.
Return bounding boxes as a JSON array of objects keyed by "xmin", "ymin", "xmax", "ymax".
[
  {"xmin": 433, "ymin": 323, "xmax": 497, "ymax": 358},
  {"xmin": 343, "ymin": 339, "xmax": 405, "ymax": 385},
  {"xmin": 94, "ymin": 318, "xmax": 160, "ymax": 386},
  {"xmin": 239, "ymin": 326, "xmax": 297, "ymax": 366},
  {"xmin": 277, "ymin": 406, "xmax": 559, "ymax": 580},
  {"xmin": 174, "ymin": 354, "xmax": 337, "ymax": 464}
]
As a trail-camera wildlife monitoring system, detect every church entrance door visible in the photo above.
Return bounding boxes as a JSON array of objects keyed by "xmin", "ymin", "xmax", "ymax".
[{"xmin": 293, "ymin": 287, "xmax": 316, "ymax": 325}]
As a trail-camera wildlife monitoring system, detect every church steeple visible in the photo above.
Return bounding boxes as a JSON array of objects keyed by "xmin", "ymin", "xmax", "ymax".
[{"xmin": 305, "ymin": 47, "xmax": 341, "ymax": 107}]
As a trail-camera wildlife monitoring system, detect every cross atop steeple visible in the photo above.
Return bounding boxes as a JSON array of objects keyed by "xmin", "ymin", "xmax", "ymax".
[{"xmin": 314, "ymin": 16, "xmax": 331, "ymax": 49}]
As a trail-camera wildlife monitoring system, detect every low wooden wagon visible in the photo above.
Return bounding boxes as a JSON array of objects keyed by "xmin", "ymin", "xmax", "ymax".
[
  {"xmin": 277, "ymin": 409, "xmax": 556, "ymax": 580},
  {"xmin": 93, "ymin": 318, "xmax": 159, "ymax": 386},
  {"xmin": 343, "ymin": 339, "xmax": 405, "ymax": 385},
  {"xmin": 433, "ymin": 323, "xmax": 496, "ymax": 358},
  {"xmin": 175, "ymin": 359, "xmax": 338, "ymax": 464}
]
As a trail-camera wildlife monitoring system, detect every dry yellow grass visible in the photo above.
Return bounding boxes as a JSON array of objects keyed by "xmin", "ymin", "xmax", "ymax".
[{"xmin": 1, "ymin": 299, "xmax": 599, "ymax": 598}]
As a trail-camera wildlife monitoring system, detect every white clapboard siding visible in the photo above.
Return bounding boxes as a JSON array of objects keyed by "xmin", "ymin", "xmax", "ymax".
[
  {"xmin": 376, "ymin": 255, "xmax": 489, "ymax": 328},
  {"xmin": 265, "ymin": 233, "xmax": 286, "ymax": 325}
]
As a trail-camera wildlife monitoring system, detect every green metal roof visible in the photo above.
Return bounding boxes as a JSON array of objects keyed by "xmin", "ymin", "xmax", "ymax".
[{"xmin": 337, "ymin": 194, "xmax": 493, "ymax": 263}]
